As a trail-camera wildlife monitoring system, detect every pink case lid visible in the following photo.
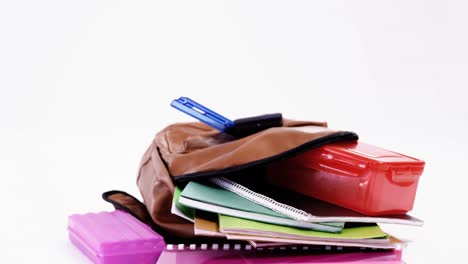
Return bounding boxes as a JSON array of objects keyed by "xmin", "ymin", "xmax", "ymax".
[{"xmin": 68, "ymin": 210, "xmax": 165, "ymax": 257}]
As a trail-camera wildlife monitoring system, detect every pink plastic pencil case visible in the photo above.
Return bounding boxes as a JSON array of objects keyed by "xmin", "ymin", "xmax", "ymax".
[{"xmin": 68, "ymin": 210, "xmax": 166, "ymax": 264}]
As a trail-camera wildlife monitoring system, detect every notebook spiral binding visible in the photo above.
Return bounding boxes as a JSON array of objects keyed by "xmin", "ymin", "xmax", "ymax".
[
  {"xmin": 165, "ymin": 243, "xmax": 384, "ymax": 252},
  {"xmin": 166, "ymin": 243, "xmax": 252, "ymax": 251},
  {"xmin": 209, "ymin": 177, "xmax": 310, "ymax": 221}
]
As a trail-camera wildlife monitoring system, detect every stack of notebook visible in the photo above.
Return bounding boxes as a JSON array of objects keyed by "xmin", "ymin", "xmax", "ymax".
[{"xmin": 171, "ymin": 177, "xmax": 423, "ymax": 251}]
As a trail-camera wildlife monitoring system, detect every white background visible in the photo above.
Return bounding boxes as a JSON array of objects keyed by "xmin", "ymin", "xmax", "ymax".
[{"xmin": 1, "ymin": 1, "xmax": 467, "ymax": 263}]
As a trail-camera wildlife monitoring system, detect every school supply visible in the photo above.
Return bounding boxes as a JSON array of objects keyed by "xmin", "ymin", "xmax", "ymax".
[
  {"xmin": 171, "ymin": 186, "xmax": 194, "ymax": 222},
  {"xmin": 225, "ymin": 234, "xmax": 405, "ymax": 250},
  {"xmin": 156, "ymin": 243, "xmax": 404, "ymax": 264},
  {"xmin": 248, "ymin": 240, "xmax": 296, "ymax": 248},
  {"xmin": 171, "ymin": 97, "xmax": 235, "ymax": 132},
  {"xmin": 190, "ymin": 208, "xmax": 405, "ymax": 250},
  {"xmin": 68, "ymin": 210, "xmax": 166, "ymax": 264},
  {"xmin": 193, "ymin": 177, "xmax": 423, "ymax": 226},
  {"xmin": 171, "ymin": 96, "xmax": 283, "ymax": 138},
  {"xmin": 218, "ymin": 215, "xmax": 397, "ymax": 247},
  {"xmin": 191, "ymin": 208, "xmax": 404, "ymax": 249},
  {"xmin": 193, "ymin": 210, "xmax": 357, "ymax": 249},
  {"xmin": 194, "ymin": 210, "xmax": 226, "ymax": 238},
  {"xmin": 209, "ymin": 177, "xmax": 312, "ymax": 221},
  {"xmin": 178, "ymin": 181, "xmax": 344, "ymax": 232},
  {"xmin": 177, "ymin": 180, "xmax": 407, "ymax": 251},
  {"xmin": 265, "ymin": 141, "xmax": 425, "ymax": 216},
  {"xmin": 193, "ymin": 210, "xmax": 299, "ymax": 248},
  {"xmin": 93, "ymin": 98, "xmax": 425, "ymax": 264},
  {"xmin": 113, "ymin": 117, "xmax": 358, "ymax": 240}
]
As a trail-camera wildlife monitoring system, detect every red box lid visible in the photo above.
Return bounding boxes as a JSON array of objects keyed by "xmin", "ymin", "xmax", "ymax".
[{"xmin": 299, "ymin": 141, "xmax": 425, "ymax": 181}]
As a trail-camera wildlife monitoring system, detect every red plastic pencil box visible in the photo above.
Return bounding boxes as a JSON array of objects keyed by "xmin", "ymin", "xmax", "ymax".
[{"xmin": 265, "ymin": 141, "xmax": 425, "ymax": 216}]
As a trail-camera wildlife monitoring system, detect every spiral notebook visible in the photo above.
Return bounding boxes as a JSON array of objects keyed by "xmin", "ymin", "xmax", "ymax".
[
  {"xmin": 156, "ymin": 243, "xmax": 403, "ymax": 264},
  {"xmin": 178, "ymin": 181, "xmax": 344, "ymax": 232},
  {"xmin": 208, "ymin": 177, "xmax": 423, "ymax": 226}
]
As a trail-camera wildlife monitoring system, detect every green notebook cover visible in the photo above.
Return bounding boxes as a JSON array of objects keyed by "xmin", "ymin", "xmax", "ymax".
[
  {"xmin": 173, "ymin": 186, "xmax": 195, "ymax": 220},
  {"xmin": 181, "ymin": 181, "xmax": 283, "ymax": 217},
  {"xmin": 219, "ymin": 214, "xmax": 387, "ymax": 240},
  {"xmin": 179, "ymin": 181, "xmax": 343, "ymax": 231}
]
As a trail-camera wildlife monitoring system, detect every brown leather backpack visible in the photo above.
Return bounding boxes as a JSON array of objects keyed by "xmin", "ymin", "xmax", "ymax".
[{"xmin": 103, "ymin": 118, "xmax": 358, "ymax": 243}]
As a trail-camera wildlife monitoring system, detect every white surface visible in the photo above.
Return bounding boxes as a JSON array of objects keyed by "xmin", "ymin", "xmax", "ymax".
[{"xmin": 1, "ymin": 1, "xmax": 467, "ymax": 263}]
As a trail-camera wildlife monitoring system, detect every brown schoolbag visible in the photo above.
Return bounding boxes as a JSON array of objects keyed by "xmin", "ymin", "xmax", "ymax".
[{"xmin": 103, "ymin": 118, "xmax": 358, "ymax": 243}]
